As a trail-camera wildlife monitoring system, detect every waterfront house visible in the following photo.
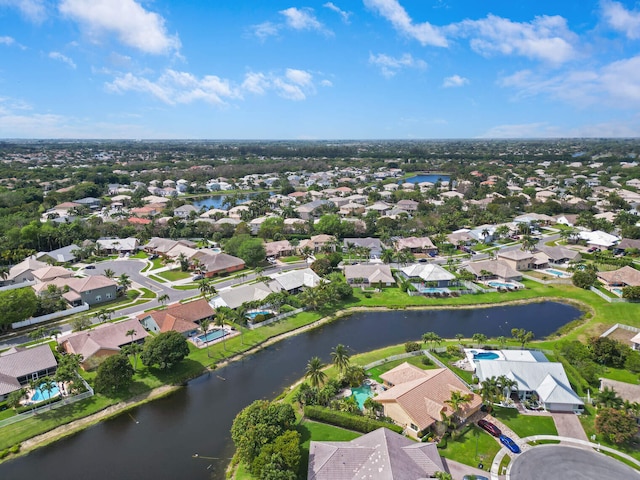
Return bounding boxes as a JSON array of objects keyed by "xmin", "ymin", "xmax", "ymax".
[
  {"xmin": 0, "ymin": 345, "xmax": 58, "ymax": 401},
  {"xmin": 61, "ymin": 318, "xmax": 148, "ymax": 370},
  {"xmin": 343, "ymin": 264, "xmax": 395, "ymax": 287},
  {"xmin": 308, "ymin": 427, "xmax": 445, "ymax": 480},
  {"xmin": 138, "ymin": 298, "xmax": 215, "ymax": 337},
  {"xmin": 597, "ymin": 266, "xmax": 640, "ymax": 288},
  {"xmin": 375, "ymin": 363, "xmax": 482, "ymax": 439},
  {"xmin": 399, "ymin": 263, "xmax": 455, "ymax": 287}
]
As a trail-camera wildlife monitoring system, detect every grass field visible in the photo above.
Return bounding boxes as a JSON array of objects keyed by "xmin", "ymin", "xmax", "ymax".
[
  {"xmin": 156, "ymin": 269, "xmax": 191, "ymax": 281},
  {"xmin": 366, "ymin": 354, "xmax": 438, "ymax": 383},
  {"xmin": 491, "ymin": 406, "xmax": 558, "ymax": 438}
]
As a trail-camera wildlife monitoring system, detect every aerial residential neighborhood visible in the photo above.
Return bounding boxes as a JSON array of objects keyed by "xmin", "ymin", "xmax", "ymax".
[{"xmin": 0, "ymin": 139, "xmax": 639, "ymax": 480}]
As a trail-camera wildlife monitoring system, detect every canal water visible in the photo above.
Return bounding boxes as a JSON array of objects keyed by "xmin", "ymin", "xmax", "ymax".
[{"xmin": 0, "ymin": 302, "xmax": 580, "ymax": 480}]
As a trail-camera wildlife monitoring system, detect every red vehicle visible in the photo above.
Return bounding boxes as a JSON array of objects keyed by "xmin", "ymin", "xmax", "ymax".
[{"xmin": 477, "ymin": 419, "xmax": 501, "ymax": 437}]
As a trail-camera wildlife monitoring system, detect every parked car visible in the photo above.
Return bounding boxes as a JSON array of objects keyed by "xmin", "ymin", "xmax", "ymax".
[
  {"xmin": 477, "ymin": 419, "xmax": 501, "ymax": 437},
  {"xmin": 463, "ymin": 476, "xmax": 489, "ymax": 480},
  {"xmin": 149, "ymin": 254, "xmax": 159, "ymax": 260},
  {"xmin": 85, "ymin": 264, "xmax": 96, "ymax": 269},
  {"xmin": 418, "ymin": 258, "xmax": 428, "ymax": 263},
  {"xmin": 192, "ymin": 273, "xmax": 204, "ymax": 281},
  {"xmin": 499, "ymin": 434, "xmax": 520, "ymax": 453}
]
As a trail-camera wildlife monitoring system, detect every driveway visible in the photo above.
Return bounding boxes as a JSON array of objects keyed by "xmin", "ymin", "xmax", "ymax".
[
  {"xmin": 443, "ymin": 457, "xmax": 492, "ymax": 480},
  {"xmin": 551, "ymin": 412, "xmax": 589, "ymax": 443}
]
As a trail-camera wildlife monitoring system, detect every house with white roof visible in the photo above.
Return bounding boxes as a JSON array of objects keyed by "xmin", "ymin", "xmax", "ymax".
[
  {"xmin": 474, "ymin": 350, "xmax": 584, "ymax": 413},
  {"xmin": 399, "ymin": 263, "xmax": 456, "ymax": 287}
]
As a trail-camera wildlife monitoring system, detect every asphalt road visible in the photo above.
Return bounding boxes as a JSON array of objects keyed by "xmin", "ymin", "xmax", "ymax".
[{"xmin": 508, "ymin": 444, "xmax": 639, "ymax": 480}]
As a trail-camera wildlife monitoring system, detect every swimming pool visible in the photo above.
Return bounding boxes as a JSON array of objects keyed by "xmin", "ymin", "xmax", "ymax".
[
  {"xmin": 246, "ymin": 311, "xmax": 271, "ymax": 319},
  {"xmin": 544, "ymin": 268, "xmax": 569, "ymax": 277},
  {"xmin": 612, "ymin": 288, "xmax": 623, "ymax": 296},
  {"xmin": 349, "ymin": 384, "xmax": 373, "ymax": 410},
  {"xmin": 31, "ymin": 384, "xmax": 60, "ymax": 402},
  {"xmin": 487, "ymin": 281, "xmax": 516, "ymax": 289},
  {"xmin": 197, "ymin": 329, "xmax": 227, "ymax": 343},
  {"xmin": 474, "ymin": 352, "xmax": 500, "ymax": 360}
]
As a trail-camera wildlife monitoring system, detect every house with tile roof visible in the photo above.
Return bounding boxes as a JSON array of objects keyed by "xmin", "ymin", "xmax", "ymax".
[
  {"xmin": 191, "ymin": 251, "xmax": 245, "ymax": 277},
  {"xmin": 1, "ymin": 256, "xmax": 47, "ymax": 286},
  {"xmin": 61, "ymin": 318, "xmax": 148, "ymax": 370},
  {"xmin": 308, "ymin": 427, "xmax": 446, "ymax": 480},
  {"xmin": 264, "ymin": 240, "xmax": 294, "ymax": 258},
  {"xmin": 375, "ymin": 363, "xmax": 482, "ymax": 439},
  {"xmin": 344, "ymin": 264, "xmax": 396, "ymax": 287},
  {"xmin": 31, "ymin": 266, "xmax": 74, "ymax": 283},
  {"xmin": 395, "ymin": 236, "xmax": 437, "ymax": 254},
  {"xmin": 597, "ymin": 265, "xmax": 640, "ymax": 288},
  {"xmin": 138, "ymin": 298, "xmax": 214, "ymax": 337},
  {"xmin": 0, "ymin": 345, "xmax": 58, "ymax": 401},
  {"xmin": 463, "ymin": 259, "xmax": 522, "ymax": 282}
]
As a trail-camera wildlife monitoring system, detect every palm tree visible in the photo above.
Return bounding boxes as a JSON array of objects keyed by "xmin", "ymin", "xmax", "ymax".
[
  {"xmin": 103, "ymin": 268, "xmax": 115, "ymax": 279},
  {"xmin": 305, "ymin": 356, "xmax": 327, "ymax": 389},
  {"xmin": 496, "ymin": 336, "xmax": 507, "ymax": 348},
  {"xmin": 455, "ymin": 333, "xmax": 464, "ymax": 345},
  {"xmin": 38, "ymin": 377, "xmax": 58, "ymax": 409},
  {"xmin": 595, "ymin": 386, "xmax": 623, "ymax": 409},
  {"xmin": 198, "ymin": 278, "xmax": 216, "ymax": 300},
  {"xmin": 480, "ymin": 377, "xmax": 500, "ymax": 412},
  {"xmin": 118, "ymin": 273, "xmax": 132, "ymax": 294},
  {"xmin": 496, "ymin": 375, "xmax": 518, "ymax": 402},
  {"xmin": 472, "ymin": 333, "xmax": 487, "ymax": 347},
  {"xmin": 511, "ymin": 328, "xmax": 534, "ymax": 348},
  {"xmin": 331, "ymin": 344, "xmax": 351, "ymax": 375},
  {"xmin": 444, "ymin": 390, "xmax": 473, "ymax": 422},
  {"xmin": 158, "ymin": 293, "xmax": 170, "ymax": 308},
  {"xmin": 50, "ymin": 328, "xmax": 62, "ymax": 345},
  {"xmin": 520, "ymin": 234, "xmax": 538, "ymax": 252},
  {"xmin": 126, "ymin": 329, "xmax": 137, "ymax": 345},
  {"xmin": 200, "ymin": 319, "xmax": 212, "ymax": 358},
  {"xmin": 381, "ymin": 248, "xmax": 395, "ymax": 264},
  {"xmin": 96, "ymin": 308, "xmax": 112, "ymax": 323},
  {"xmin": 422, "ymin": 331, "xmax": 440, "ymax": 350},
  {"xmin": 121, "ymin": 343, "xmax": 142, "ymax": 371},
  {"xmin": 214, "ymin": 310, "xmax": 228, "ymax": 350},
  {"xmin": 177, "ymin": 252, "xmax": 189, "ymax": 271}
]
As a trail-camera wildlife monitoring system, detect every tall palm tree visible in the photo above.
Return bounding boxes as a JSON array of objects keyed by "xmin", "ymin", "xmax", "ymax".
[
  {"xmin": 198, "ymin": 278, "xmax": 216, "ymax": 300},
  {"xmin": 331, "ymin": 344, "xmax": 351, "ymax": 376},
  {"xmin": 103, "ymin": 268, "xmax": 116, "ymax": 279},
  {"xmin": 121, "ymin": 343, "xmax": 142, "ymax": 371},
  {"xmin": 305, "ymin": 356, "xmax": 327, "ymax": 389},
  {"xmin": 200, "ymin": 319, "xmax": 212, "ymax": 358},
  {"xmin": 214, "ymin": 310, "xmax": 229, "ymax": 350},
  {"xmin": 381, "ymin": 248, "xmax": 395, "ymax": 264},
  {"xmin": 118, "ymin": 273, "xmax": 132, "ymax": 294},
  {"xmin": 480, "ymin": 377, "xmax": 500, "ymax": 413},
  {"xmin": 444, "ymin": 390, "xmax": 473, "ymax": 421},
  {"xmin": 455, "ymin": 333, "xmax": 464, "ymax": 345},
  {"xmin": 126, "ymin": 329, "xmax": 137, "ymax": 345},
  {"xmin": 96, "ymin": 308, "xmax": 112, "ymax": 323}
]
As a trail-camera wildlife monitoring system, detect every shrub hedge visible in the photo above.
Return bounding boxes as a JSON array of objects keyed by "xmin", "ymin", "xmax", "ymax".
[{"xmin": 303, "ymin": 405, "xmax": 403, "ymax": 434}]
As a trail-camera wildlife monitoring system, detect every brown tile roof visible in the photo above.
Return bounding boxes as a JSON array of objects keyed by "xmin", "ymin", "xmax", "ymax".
[
  {"xmin": 31, "ymin": 266, "xmax": 74, "ymax": 282},
  {"xmin": 597, "ymin": 266, "xmax": 640, "ymax": 287},
  {"xmin": 375, "ymin": 364, "xmax": 482, "ymax": 431},
  {"xmin": 63, "ymin": 318, "xmax": 148, "ymax": 361},
  {"xmin": 138, "ymin": 298, "xmax": 214, "ymax": 333}
]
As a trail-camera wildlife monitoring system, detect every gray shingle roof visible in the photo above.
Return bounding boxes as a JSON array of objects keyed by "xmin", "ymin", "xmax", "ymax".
[{"xmin": 0, "ymin": 345, "xmax": 57, "ymax": 395}]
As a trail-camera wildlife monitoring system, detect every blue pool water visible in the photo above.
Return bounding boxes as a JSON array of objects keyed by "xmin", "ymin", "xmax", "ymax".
[
  {"xmin": 349, "ymin": 384, "xmax": 373, "ymax": 409},
  {"xmin": 613, "ymin": 288, "xmax": 623, "ymax": 296},
  {"xmin": 545, "ymin": 269, "xmax": 567, "ymax": 277},
  {"xmin": 474, "ymin": 352, "xmax": 500, "ymax": 360},
  {"xmin": 246, "ymin": 311, "xmax": 270, "ymax": 319},
  {"xmin": 31, "ymin": 384, "xmax": 60, "ymax": 402},
  {"xmin": 419, "ymin": 287, "xmax": 448, "ymax": 293},
  {"xmin": 197, "ymin": 329, "xmax": 227, "ymax": 343},
  {"xmin": 488, "ymin": 281, "xmax": 515, "ymax": 289}
]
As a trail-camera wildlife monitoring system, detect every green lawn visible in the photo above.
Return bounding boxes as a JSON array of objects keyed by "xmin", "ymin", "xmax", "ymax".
[
  {"xmin": 149, "ymin": 274, "xmax": 167, "ymax": 283},
  {"xmin": 138, "ymin": 287, "xmax": 156, "ymax": 299},
  {"xmin": 280, "ymin": 255, "xmax": 303, "ymax": 263},
  {"xmin": 490, "ymin": 406, "xmax": 558, "ymax": 437},
  {"xmin": 601, "ymin": 367, "xmax": 640, "ymax": 384},
  {"xmin": 173, "ymin": 283, "xmax": 199, "ymax": 290},
  {"xmin": 149, "ymin": 257, "xmax": 166, "ymax": 270},
  {"xmin": 130, "ymin": 251, "xmax": 148, "ymax": 259},
  {"xmin": 157, "ymin": 269, "xmax": 191, "ymax": 281},
  {"xmin": 439, "ymin": 424, "xmax": 500, "ymax": 470}
]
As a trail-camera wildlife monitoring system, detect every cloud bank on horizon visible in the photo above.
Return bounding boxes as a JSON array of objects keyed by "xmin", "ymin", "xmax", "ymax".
[{"xmin": 0, "ymin": 0, "xmax": 639, "ymax": 139}]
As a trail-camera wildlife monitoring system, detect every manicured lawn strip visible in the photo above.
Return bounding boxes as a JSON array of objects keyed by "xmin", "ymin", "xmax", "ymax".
[
  {"xmin": 430, "ymin": 351, "xmax": 474, "ymax": 384},
  {"xmin": 366, "ymin": 355, "xmax": 438, "ymax": 383},
  {"xmin": 600, "ymin": 366, "xmax": 639, "ymax": 384},
  {"xmin": 490, "ymin": 406, "xmax": 558, "ymax": 437},
  {"xmin": 149, "ymin": 257, "xmax": 166, "ymax": 270},
  {"xmin": 131, "ymin": 252, "xmax": 148, "ymax": 259},
  {"xmin": 157, "ymin": 269, "xmax": 191, "ymax": 281},
  {"xmin": 438, "ymin": 423, "xmax": 500, "ymax": 469},
  {"xmin": 149, "ymin": 274, "xmax": 167, "ymax": 283},
  {"xmin": 280, "ymin": 255, "xmax": 303, "ymax": 263},
  {"xmin": 173, "ymin": 283, "xmax": 199, "ymax": 290},
  {"xmin": 139, "ymin": 287, "xmax": 156, "ymax": 299}
]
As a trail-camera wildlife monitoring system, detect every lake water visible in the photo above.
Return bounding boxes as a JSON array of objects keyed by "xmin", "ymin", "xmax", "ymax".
[
  {"xmin": 0, "ymin": 302, "xmax": 580, "ymax": 480},
  {"xmin": 191, "ymin": 192, "xmax": 257, "ymax": 211},
  {"xmin": 402, "ymin": 173, "xmax": 451, "ymax": 184}
]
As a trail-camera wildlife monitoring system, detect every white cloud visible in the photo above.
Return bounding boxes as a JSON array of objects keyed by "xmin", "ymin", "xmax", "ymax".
[
  {"xmin": 369, "ymin": 52, "xmax": 427, "ymax": 77},
  {"xmin": 49, "ymin": 51, "xmax": 77, "ymax": 69},
  {"xmin": 107, "ymin": 68, "xmax": 327, "ymax": 104},
  {"xmin": 443, "ymin": 74, "xmax": 468, "ymax": 88},
  {"xmin": 601, "ymin": 0, "xmax": 640, "ymax": 40},
  {"xmin": 323, "ymin": 2, "xmax": 351, "ymax": 23},
  {"xmin": 451, "ymin": 14, "xmax": 577, "ymax": 64},
  {"xmin": 59, "ymin": 0, "xmax": 181, "ymax": 55},
  {"xmin": 279, "ymin": 7, "xmax": 331, "ymax": 35},
  {"xmin": 252, "ymin": 21, "xmax": 280, "ymax": 40},
  {"xmin": 499, "ymin": 55, "xmax": 640, "ymax": 108},
  {"xmin": 107, "ymin": 70, "xmax": 238, "ymax": 105},
  {"xmin": 363, "ymin": 0, "xmax": 448, "ymax": 47},
  {"xmin": 0, "ymin": 0, "xmax": 47, "ymax": 23},
  {"xmin": 0, "ymin": 36, "xmax": 14, "ymax": 46}
]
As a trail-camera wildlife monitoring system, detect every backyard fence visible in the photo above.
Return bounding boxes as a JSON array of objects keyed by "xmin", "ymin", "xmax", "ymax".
[
  {"xmin": 0, "ymin": 374, "xmax": 94, "ymax": 429},
  {"xmin": 12, "ymin": 303, "xmax": 90, "ymax": 329},
  {"xmin": 246, "ymin": 307, "xmax": 305, "ymax": 330},
  {"xmin": 363, "ymin": 350, "xmax": 424, "ymax": 370},
  {"xmin": 588, "ymin": 286, "xmax": 628, "ymax": 304},
  {"xmin": 0, "ymin": 280, "xmax": 35, "ymax": 292}
]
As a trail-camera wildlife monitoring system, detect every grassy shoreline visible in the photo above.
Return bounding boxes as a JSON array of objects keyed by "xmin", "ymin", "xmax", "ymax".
[{"xmin": 0, "ymin": 282, "xmax": 629, "ymax": 463}]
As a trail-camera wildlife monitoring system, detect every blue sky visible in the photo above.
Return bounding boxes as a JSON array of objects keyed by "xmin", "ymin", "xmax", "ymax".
[{"xmin": 1, "ymin": 0, "xmax": 640, "ymax": 139}]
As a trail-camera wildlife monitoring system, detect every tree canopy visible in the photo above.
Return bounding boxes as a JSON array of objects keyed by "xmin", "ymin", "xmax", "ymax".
[
  {"xmin": 140, "ymin": 331, "xmax": 190, "ymax": 370},
  {"xmin": 94, "ymin": 354, "xmax": 134, "ymax": 395},
  {"xmin": 0, "ymin": 288, "xmax": 38, "ymax": 331}
]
